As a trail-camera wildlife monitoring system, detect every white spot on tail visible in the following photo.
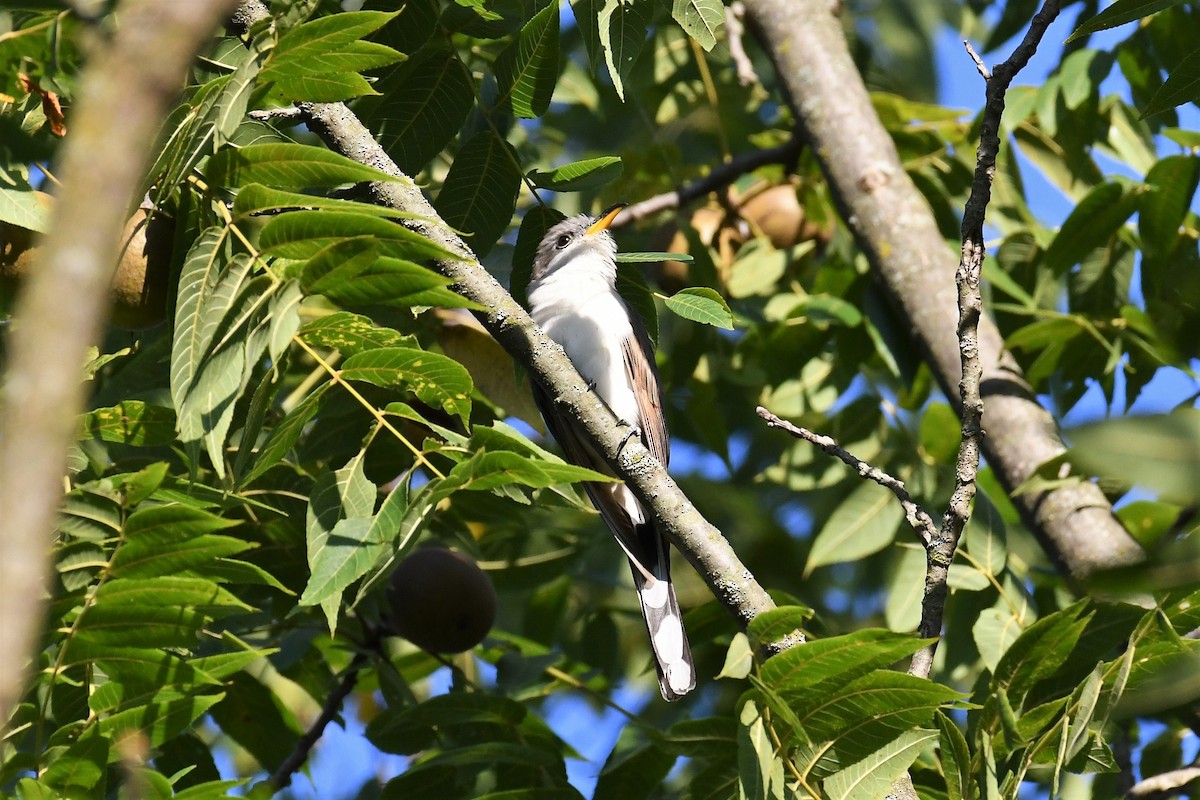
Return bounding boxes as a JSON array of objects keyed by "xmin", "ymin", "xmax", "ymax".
[
  {"xmin": 653, "ymin": 613, "xmax": 684, "ymax": 661},
  {"xmin": 641, "ymin": 578, "xmax": 669, "ymax": 609},
  {"xmin": 667, "ymin": 660, "xmax": 693, "ymax": 693}
]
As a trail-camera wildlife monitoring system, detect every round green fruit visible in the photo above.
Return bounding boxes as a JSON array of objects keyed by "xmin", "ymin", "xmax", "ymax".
[{"xmin": 387, "ymin": 548, "xmax": 496, "ymax": 654}]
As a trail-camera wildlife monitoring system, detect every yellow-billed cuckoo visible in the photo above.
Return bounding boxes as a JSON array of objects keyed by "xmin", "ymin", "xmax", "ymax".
[{"xmin": 527, "ymin": 203, "xmax": 696, "ymax": 701}]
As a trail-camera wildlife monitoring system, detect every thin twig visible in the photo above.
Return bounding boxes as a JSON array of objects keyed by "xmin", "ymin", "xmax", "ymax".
[
  {"xmin": 726, "ymin": 3, "xmax": 759, "ymax": 87},
  {"xmin": 755, "ymin": 406, "xmax": 936, "ymax": 547},
  {"xmin": 269, "ymin": 651, "xmax": 369, "ymax": 790},
  {"xmin": 613, "ymin": 139, "xmax": 801, "ymax": 227},
  {"xmin": 1127, "ymin": 764, "xmax": 1200, "ymax": 798},
  {"xmin": 908, "ymin": 0, "xmax": 1062, "ymax": 681},
  {"xmin": 964, "ymin": 40, "xmax": 991, "ymax": 80},
  {"xmin": 249, "ymin": 106, "xmax": 303, "ymax": 122}
]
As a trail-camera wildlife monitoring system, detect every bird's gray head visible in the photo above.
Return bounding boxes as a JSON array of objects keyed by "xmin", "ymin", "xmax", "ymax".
[{"xmin": 530, "ymin": 203, "xmax": 625, "ymax": 283}]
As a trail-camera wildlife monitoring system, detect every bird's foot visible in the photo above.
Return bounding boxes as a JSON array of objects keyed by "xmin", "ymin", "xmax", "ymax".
[{"xmin": 617, "ymin": 425, "xmax": 642, "ymax": 456}]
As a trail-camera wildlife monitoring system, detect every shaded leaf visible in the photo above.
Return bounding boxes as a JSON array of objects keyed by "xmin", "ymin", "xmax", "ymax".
[
  {"xmin": 82, "ymin": 402, "xmax": 177, "ymax": 447},
  {"xmin": 365, "ymin": 48, "xmax": 475, "ymax": 175},
  {"xmin": 1068, "ymin": 0, "xmax": 1187, "ymax": 41},
  {"xmin": 806, "ymin": 480, "xmax": 904, "ymax": 574},
  {"xmin": 434, "ymin": 131, "xmax": 522, "ymax": 259}
]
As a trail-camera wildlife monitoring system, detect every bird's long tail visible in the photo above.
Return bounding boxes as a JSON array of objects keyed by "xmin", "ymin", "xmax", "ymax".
[{"xmin": 627, "ymin": 523, "xmax": 696, "ymax": 702}]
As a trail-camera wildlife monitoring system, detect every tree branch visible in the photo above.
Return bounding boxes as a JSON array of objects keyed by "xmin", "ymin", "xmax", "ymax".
[
  {"xmin": 1127, "ymin": 765, "xmax": 1200, "ymax": 799},
  {"xmin": 907, "ymin": 0, "xmax": 1064, "ymax": 682},
  {"xmin": 755, "ymin": 406, "xmax": 936, "ymax": 547},
  {"xmin": 269, "ymin": 652, "xmax": 368, "ymax": 790},
  {"xmin": 231, "ymin": 4, "xmax": 781, "ymax": 634},
  {"xmin": 740, "ymin": 0, "xmax": 1143, "ymax": 583},
  {"xmin": 0, "ymin": 0, "xmax": 240, "ymax": 730},
  {"xmin": 612, "ymin": 139, "xmax": 801, "ymax": 227}
]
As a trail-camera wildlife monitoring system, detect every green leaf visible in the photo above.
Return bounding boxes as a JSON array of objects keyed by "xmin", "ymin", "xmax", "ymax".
[
  {"xmin": 259, "ymin": 210, "xmax": 456, "ymax": 262},
  {"xmin": 527, "ymin": 157, "xmax": 623, "ymax": 191},
  {"xmin": 595, "ymin": 0, "xmax": 652, "ymax": 101},
  {"xmin": 1067, "ymin": 0, "xmax": 1187, "ymax": 41},
  {"xmin": 232, "ymin": 183, "xmax": 420, "ymax": 220},
  {"xmin": 75, "ymin": 579, "xmax": 223, "ymax": 647},
  {"xmin": 434, "ymin": 131, "xmax": 522, "ymax": 259},
  {"xmin": 746, "ymin": 605, "xmax": 812, "ymax": 651},
  {"xmin": 82, "ymin": 402, "xmax": 177, "ymax": 447},
  {"xmin": 616, "ymin": 251, "xmax": 694, "ymax": 264},
  {"xmin": 823, "ymin": 728, "xmax": 939, "ymax": 800},
  {"xmin": 885, "ymin": 545, "xmax": 925, "ymax": 633},
  {"xmin": 41, "ymin": 729, "xmax": 108, "ymax": 797},
  {"xmin": 447, "ymin": 449, "xmax": 616, "ymax": 490},
  {"xmin": 805, "ymin": 480, "xmax": 904, "ymax": 575},
  {"xmin": 1142, "ymin": 47, "xmax": 1200, "ymax": 118},
  {"xmin": 662, "ymin": 287, "xmax": 734, "ymax": 329},
  {"xmin": 495, "ymin": 0, "xmax": 560, "ymax": 118},
  {"xmin": 615, "ymin": 266, "xmax": 659, "ymax": 344},
  {"xmin": 206, "ymin": 143, "xmax": 398, "ymax": 190},
  {"xmin": 794, "ymin": 672, "xmax": 960, "ymax": 777},
  {"xmin": 593, "ymin": 741, "xmax": 676, "ymax": 800},
  {"xmin": 0, "ymin": 186, "xmax": 50, "ymax": 232},
  {"xmin": 109, "ymin": 505, "xmax": 246, "ymax": 579},
  {"xmin": 760, "ymin": 629, "xmax": 932, "ymax": 704},
  {"xmin": 148, "ymin": 52, "xmax": 261, "ymax": 193},
  {"xmin": 318, "ymin": 256, "xmax": 462, "ymax": 309},
  {"xmin": 169, "ymin": 229, "xmax": 234, "ymax": 413},
  {"xmin": 209, "ymin": 673, "xmax": 300, "ymax": 771},
  {"xmin": 1005, "ymin": 316, "xmax": 1083, "ymax": 353},
  {"xmin": 240, "ymin": 383, "xmax": 331, "ymax": 486},
  {"xmin": 301, "ymin": 455, "xmax": 388, "ymax": 628},
  {"xmin": 974, "ymin": 607, "xmax": 1024, "ymax": 672},
  {"xmin": 965, "ymin": 491, "xmax": 1007, "ymax": 577},
  {"xmin": 340, "ymin": 346, "xmax": 473, "ymax": 424},
  {"xmin": 511, "ymin": 205, "xmax": 565, "ymax": 304},
  {"xmin": 364, "ymin": 48, "xmax": 476, "ymax": 175},
  {"xmin": 671, "ymin": 0, "xmax": 723, "ymax": 51},
  {"xmin": 300, "ymin": 237, "xmax": 380, "ymax": 295},
  {"xmin": 300, "ymin": 312, "xmax": 415, "ymax": 355},
  {"xmin": 261, "ymin": 11, "xmax": 402, "ymax": 102},
  {"xmin": 936, "ymin": 711, "xmax": 971, "ymax": 800},
  {"xmin": 1070, "ymin": 410, "xmax": 1200, "ymax": 502},
  {"xmin": 1139, "ymin": 155, "xmax": 1200, "ymax": 265},
  {"xmin": 367, "ymin": 682, "xmax": 528, "ymax": 755},
  {"xmin": 97, "ymin": 692, "xmax": 224, "ymax": 748},
  {"xmin": 994, "ymin": 601, "xmax": 1091, "ymax": 706},
  {"xmin": 717, "ymin": 632, "xmax": 754, "ymax": 680},
  {"xmin": 737, "ymin": 700, "xmax": 785, "ymax": 800},
  {"xmin": 1042, "ymin": 181, "xmax": 1142, "ymax": 277}
]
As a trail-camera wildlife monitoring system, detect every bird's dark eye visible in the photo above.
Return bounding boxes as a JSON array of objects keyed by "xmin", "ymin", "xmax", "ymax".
[{"xmin": 554, "ymin": 233, "xmax": 572, "ymax": 249}]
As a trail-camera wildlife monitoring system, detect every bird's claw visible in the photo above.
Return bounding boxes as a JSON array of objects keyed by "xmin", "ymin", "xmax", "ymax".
[{"xmin": 617, "ymin": 425, "xmax": 642, "ymax": 456}]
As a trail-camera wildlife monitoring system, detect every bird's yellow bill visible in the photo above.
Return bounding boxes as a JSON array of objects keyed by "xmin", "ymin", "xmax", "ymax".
[{"xmin": 585, "ymin": 203, "xmax": 627, "ymax": 235}]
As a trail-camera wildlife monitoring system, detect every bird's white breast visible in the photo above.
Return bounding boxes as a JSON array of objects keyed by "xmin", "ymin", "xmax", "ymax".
[{"xmin": 527, "ymin": 251, "xmax": 640, "ymax": 428}]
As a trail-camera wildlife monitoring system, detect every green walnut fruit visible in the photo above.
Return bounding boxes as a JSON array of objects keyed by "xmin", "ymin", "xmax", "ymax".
[
  {"xmin": 110, "ymin": 207, "xmax": 174, "ymax": 330},
  {"xmin": 387, "ymin": 548, "xmax": 497, "ymax": 654},
  {"xmin": 0, "ymin": 200, "xmax": 173, "ymax": 330}
]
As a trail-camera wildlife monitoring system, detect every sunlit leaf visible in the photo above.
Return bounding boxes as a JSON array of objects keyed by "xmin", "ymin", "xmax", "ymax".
[
  {"xmin": 670, "ymin": 0, "xmax": 723, "ymax": 51},
  {"xmin": 662, "ymin": 287, "xmax": 734, "ymax": 329},
  {"xmin": 527, "ymin": 157, "xmax": 623, "ymax": 191}
]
